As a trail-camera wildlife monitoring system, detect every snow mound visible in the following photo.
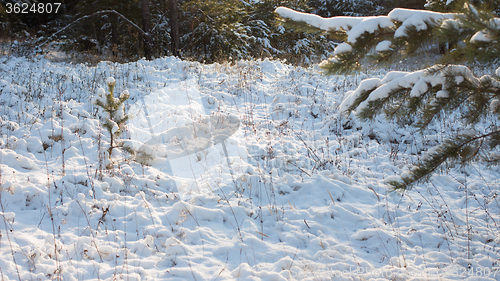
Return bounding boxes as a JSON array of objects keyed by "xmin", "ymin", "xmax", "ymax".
[{"xmin": 0, "ymin": 55, "xmax": 497, "ymax": 280}]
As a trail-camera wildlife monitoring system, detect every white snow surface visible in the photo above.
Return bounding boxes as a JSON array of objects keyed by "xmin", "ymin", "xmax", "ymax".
[{"xmin": 0, "ymin": 55, "xmax": 499, "ymax": 280}]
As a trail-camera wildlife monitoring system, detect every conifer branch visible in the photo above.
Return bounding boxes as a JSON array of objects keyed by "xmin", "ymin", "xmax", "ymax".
[
  {"xmin": 389, "ymin": 129, "xmax": 500, "ymax": 191},
  {"xmin": 279, "ymin": 4, "xmax": 500, "ymax": 191},
  {"xmin": 275, "ymin": 17, "xmax": 325, "ymax": 35}
]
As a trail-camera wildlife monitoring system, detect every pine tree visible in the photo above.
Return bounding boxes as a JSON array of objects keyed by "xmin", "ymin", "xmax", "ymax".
[
  {"xmin": 307, "ymin": 0, "xmax": 383, "ymax": 17},
  {"xmin": 94, "ymin": 77, "xmax": 130, "ymax": 163},
  {"xmin": 248, "ymin": 0, "xmax": 336, "ymax": 64},
  {"xmin": 307, "ymin": 0, "xmax": 426, "ymax": 18},
  {"xmin": 44, "ymin": 0, "xmax": 167, "ymax": 60},
  {"xmin": 169, "ymin": 0, "xmax": 180, "ymax": 57},
  {"xmin": 179, "ymin": 0, "xmax": 250, "ymax": 62},
  {"xmin": 177, "ymin": 0, "xmax": 334, "ymax": 64},
  {"xmin": 276, "ymin": 2, "xmax": 500, "ymax": 191}
]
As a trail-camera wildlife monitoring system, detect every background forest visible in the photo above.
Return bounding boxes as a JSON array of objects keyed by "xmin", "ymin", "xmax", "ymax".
[{"xmin": 1, "ymin": 0, "xmax": 434, "ymax": 64}]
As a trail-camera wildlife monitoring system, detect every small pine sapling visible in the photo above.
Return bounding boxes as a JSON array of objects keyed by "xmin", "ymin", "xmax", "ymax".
[{"xmin": 94, "ymin": 77, "xmax": 130, "ymax": 166}]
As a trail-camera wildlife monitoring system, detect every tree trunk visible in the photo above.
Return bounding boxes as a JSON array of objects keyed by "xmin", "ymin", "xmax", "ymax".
[
  {"xmin": 169, "ymin": 0, "xmax": 180, "ymax": 57},
  {"xmin": 141, "ymin": 0, "xmax": 152, "ymax": 60},
  {"xmin": 111, "ymin": 13, "xmax": 118, "ymax": 57}
]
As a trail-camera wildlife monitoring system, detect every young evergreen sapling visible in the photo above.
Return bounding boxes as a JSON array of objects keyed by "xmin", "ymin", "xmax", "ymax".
[{"xmin": 94, "ymin": 77, "xmax": 130, "ymax": 163}]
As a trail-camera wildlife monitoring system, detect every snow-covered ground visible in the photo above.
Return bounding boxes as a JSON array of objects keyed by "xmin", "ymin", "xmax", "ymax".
[{"xmin": 0, "ymin": 55, "xmax": 499, "ymax": 280}]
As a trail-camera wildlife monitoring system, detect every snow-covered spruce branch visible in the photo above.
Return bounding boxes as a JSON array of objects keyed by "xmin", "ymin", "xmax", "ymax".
[
  {"xmin": 275, "ymin": 4, "xmax": 500, "ymax": 74},
  {"xmin": 340, "ymin": 64, "xmax": 500, "ymax": 126},
  {"xmin": 437, "ymin": 5, "xmax": 500, "ymax": 63},
  {"xmin": 37, "ymin": 9, "xmax": 149, "ymax": 50},
  {"xmin": 275, "ymin": 6, "xmax": 456, "ymax": 73},
  {"xmin": 389, "ymin": 128, "xmax": 500, "ymax": 191},
  {"xmin": 463, "ymin": 4, "xmax": 500, "ymax": 43},
  {"xmin": 340, "ymin": 64, "xmax": 500, "ymax": 191},
  {"xmin": 276, "ymin": 3, "xmax": 500, "ymax": 191}
]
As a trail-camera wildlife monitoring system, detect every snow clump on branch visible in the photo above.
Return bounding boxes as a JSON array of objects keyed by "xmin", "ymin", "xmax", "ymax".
[{"xmin": 275, "ymin": 7, "xmax": 455, "ymax": 44}]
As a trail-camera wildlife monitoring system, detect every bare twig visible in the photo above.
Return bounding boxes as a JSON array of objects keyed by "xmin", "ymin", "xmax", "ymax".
[
  {"xmin": 0, "ymin": 193, "xmax": 22, "ymax": 281},
  {"xmin": 58, "ymin": 83, "xmax": 66, "ymax": 177}
]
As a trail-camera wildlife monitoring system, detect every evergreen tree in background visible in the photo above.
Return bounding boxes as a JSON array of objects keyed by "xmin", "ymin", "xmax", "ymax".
[
  {"xmin": 0, "ymin": 0, "xmax": 79, "ymax": 54},
  {"xmin": 248, "ymin": 0, "xmax": 335, "ymax": 64},
  {"xmin": 307, "ymin": 0, "xmax": 383, "ymax": 17},
  {"xmin": 68, "ymin": 0, "xmax": 147, "ymax": 56},
  {"xmin": 169, "ymin": 0, "xmax": 180, "ymax": 57},
  {"xmin": 307, "ymin": 0, "xmax": 427, "ymax": 17},
  {"xmin": 426, "ymin": 0, "xmax": 500, "ymax": 14},
  {"xmin": 277, "ymin": 1, "xmax": 500, "ymax": 191},
  {"xmin": 180, "ymin": 0, "xmax": 250, "ymax": 61},
  {"xmin": 176, "ymin": 0, "xmax": 334, "ymax": 63},
  {"xmin": 1, "ymin": 0, "xmax": 335, "ymax": 64},
  {"xmin": 0, "ymin": 0, "xmax": 78, "ymax": 29}
]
